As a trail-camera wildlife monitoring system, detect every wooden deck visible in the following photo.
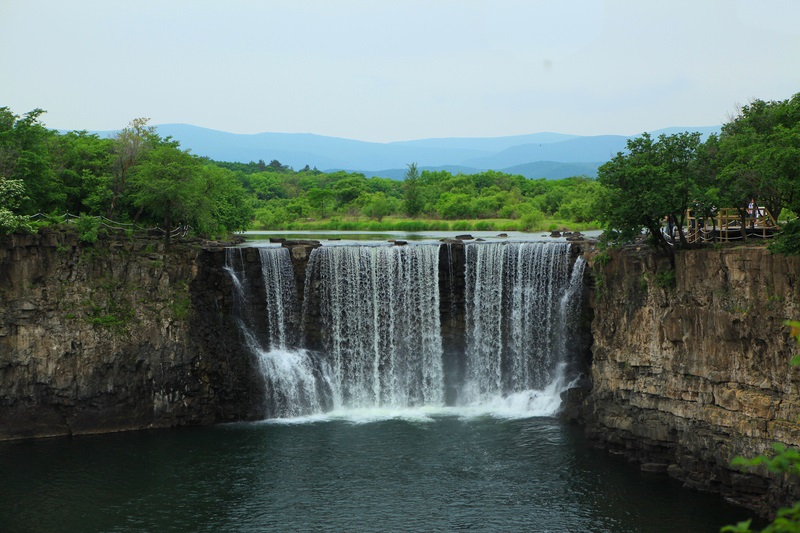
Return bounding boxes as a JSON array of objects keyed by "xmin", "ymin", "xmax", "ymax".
[{"xmin": 685, "ymin": 207, "xmax": 781, "ymax": 243}]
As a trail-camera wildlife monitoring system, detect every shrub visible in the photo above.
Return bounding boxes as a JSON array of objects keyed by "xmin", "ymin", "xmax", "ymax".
[
  {"xmin": 519, "ymin": 210, "xmax": 545, "ymax": 231},
  {"xmin": 395, "ymin": 220, "xmax": 428, "ymax": 231},
  {"xmin": 769, "ymin": 219, "xmax": 800, "ymax": 256},
  {"xmin": 654, "ymin": 270, "xmax": 676, "ymax": 288},
  {"xmin": 74, "ymin": 214, "xmax": 100, "ymax": 243}
]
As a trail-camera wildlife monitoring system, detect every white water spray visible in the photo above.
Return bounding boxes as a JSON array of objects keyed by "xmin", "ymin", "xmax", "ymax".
[
  {"xmin": 306, "ymin": 244, "xmax": 444, "ymax": 409},
  {"xmin": 462, "ymin": 242, "xmax": 580, "ymax": 409},
  {"xmin": 229, "ymin": 241, "xmax": 587, "ymax": 422},
  {"xmin": 226, "ymin": 247, "xmax": 330, "ymax": 417}
]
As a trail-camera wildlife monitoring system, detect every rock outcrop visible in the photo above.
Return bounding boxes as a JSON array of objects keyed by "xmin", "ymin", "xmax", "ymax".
[
  {"xmin": 0, "ymin": 230, "xmax": 260, "ymax": 441},
  {"xmin": 582, "ymin": 244, "xmax": 800, "ymax": 515}
]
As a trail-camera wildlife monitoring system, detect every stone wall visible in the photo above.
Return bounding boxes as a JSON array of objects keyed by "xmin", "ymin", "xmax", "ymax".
[
  {"xmin": 0, "ymin": 231, "xmax": 260, "ymax": 441},
  {"xmin": 582, "ymin": 244, "xmax": 800, "ymax": 515}
]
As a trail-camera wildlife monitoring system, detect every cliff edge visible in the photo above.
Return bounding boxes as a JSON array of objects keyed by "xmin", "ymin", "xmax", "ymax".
[{"xmin": 583, "ymin": 244, "xmax": 800, "ymax": 515}]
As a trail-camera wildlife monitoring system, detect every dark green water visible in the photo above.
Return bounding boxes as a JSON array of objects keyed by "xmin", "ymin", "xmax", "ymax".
[{"xmin": 0, "ymin": 416, "xmax": 757, "ymax": 532}]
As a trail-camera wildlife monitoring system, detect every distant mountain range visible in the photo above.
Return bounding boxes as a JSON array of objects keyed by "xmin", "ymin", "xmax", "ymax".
[{"xmin": 88, "ymin": 124, "xmax": 721, "ymax": 180}]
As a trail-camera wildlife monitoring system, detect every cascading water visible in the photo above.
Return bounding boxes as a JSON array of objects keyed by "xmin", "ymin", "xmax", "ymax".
[
  {"xmin": 228, "ymin": 240, "xmax": 586, "ymax": 419},
  {"xmin": 256, "ymin": 247, "xmax": 297, "ymax": 350},
  {"xmin": 304, "ymin": 244, "xmax": 444, "ymax": 409},
  {"xmin": 225, "ymin": 247, "xmax": 331, "ymax": 418},
  {"xmin": 461, "ymin": 242, "xmax": 584, "ymax": 409}
]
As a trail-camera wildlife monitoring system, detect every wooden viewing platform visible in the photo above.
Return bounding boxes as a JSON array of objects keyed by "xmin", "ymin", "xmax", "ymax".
[{"xmin": 685, "ymin": 207, "xmax": 781, "ymax": 243}]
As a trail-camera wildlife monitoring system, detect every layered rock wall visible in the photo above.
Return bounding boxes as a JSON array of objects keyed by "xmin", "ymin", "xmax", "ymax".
[
  {"xmin": 0, "ymin": 231, "xmax": 259, "ymax": 440},
  {"xmin": 584, "ymin": 245, "xmax": 800, "ymax": 514}
]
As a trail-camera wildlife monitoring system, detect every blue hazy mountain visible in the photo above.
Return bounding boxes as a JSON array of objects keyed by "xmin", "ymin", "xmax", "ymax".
[
  {"xmin": 356, "ymin": 162, "xmax": 604, "ymax": 180},
  {"xmin": 462, "ymin": 135, "xmax": 630, "ymax": 168},
  {"xmin": 86, "ymin": 123, "xmax": 721, "ymax": 179}
]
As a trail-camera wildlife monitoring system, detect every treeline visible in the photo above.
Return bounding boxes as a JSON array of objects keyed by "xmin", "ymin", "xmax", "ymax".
[
  {"xmin": 0, "ymin": 110, "xmax": 252, "ymax": 238},
  {"xmin": 0, "ymin": 106, "xmax": 603, "ymax": 238},
  {"xmin": 3, "ymin": 92, "xmax": 797, "ymax": 244}
]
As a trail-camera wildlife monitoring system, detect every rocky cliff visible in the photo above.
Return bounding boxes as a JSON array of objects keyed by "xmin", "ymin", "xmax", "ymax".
[
  {"xmin": 582, "ymin": 244, "xmax": 800, "ymax": 515},
  {"xmin": 0, "ymin": 230, "xmax": 260, "ymax": 441}
]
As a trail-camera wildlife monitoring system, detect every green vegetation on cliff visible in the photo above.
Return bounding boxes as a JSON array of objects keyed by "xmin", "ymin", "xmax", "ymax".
[{"xmin": 0, "ymin": 109, "xmax": 252, "ymax": 240}]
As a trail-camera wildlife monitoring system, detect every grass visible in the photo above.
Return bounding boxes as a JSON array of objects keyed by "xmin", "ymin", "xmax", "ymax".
[{"xmin": 250, "ymin": 216, "xmax": 601, "ymax": 233}]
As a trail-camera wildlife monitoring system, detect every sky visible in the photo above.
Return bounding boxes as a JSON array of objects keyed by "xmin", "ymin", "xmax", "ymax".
[{"xmin": 1, "ymin": 0, "xmax": 799, "ymax": 143}]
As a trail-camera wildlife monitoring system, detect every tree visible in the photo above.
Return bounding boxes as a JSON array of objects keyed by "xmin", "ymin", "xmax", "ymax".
[
  {"xmin": 51, "ymin": 131, "xmax": 114, "ymax": 214},
  {"xmin": 108, "ymin": 117, "xmax": 156, "ymax": 220},
  {"xmin": 403, "ymin": 162, "xmax": 423, "ymax": 217},
  {"xmin": 129, "ymin": 142, "xmax": 202, "ymax": 242},
  {"xmin": 597, "ymin": 133, "xmax": 674, "ymax": 259},
  {"xmin": 267, "ymin": 159, "xmax": 289, "ymax": 172},
  {"xmin": 0, "ymin": 178, "xmax": 32, "ymax": 235},
  {"xmin": 717, "ymin": 94, "xmax": 800, "ymax": 221},
  {"xmin": 307, "ymin": 187, "xmax": 334, "ymax": 219},
  {"xmin": 597, "ymin": 132, "xmax": 705, "ymax": 261},
  {"xmin": 249, "ymin": 172, "xmax": 288, "ymax": 200},
  {"xmin": 363, "ymin": 192, "xmax": 395, "ymax": 221},
  {"xmin": 195, "ymin": 165, "xmax": 253, "ymax": 234},
  {"xmin": 332, "ymin": 176, "xmax": 368, "ymax": 207},
  {"xmin": 0, "ymin": 107, "xmax": 61, "ymax": 213},
  {"xmin": 436, "ymin": 192, "xmax": 474, "ymax": 219}
]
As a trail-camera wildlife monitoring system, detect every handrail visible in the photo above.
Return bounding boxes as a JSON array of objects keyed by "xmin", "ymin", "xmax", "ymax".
[
  {"xmin": 26, "ymin": 213, "xmax": 192, "ymax": 238},
  {"xmin": 685, "ymin": 206, "xmax": 781, "ymax": 243}
]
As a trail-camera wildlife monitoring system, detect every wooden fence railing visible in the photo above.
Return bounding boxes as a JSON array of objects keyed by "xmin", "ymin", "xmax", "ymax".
[{"xmin": 685, "ymin": 207, "xmax": 780, "ymax": 243}]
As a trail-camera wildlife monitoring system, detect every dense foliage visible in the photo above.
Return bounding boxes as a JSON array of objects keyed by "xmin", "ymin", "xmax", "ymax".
[
  {"xmin": 241, "ymin": 163, "xmax": 602, "ymax": 231},
  {"xmin": 0, "ymin": 108, "xmax": 252, "ymax": 239},
  {"xmin": 0, "ymin": 106, "xmax": 605, "ymax": 238}
]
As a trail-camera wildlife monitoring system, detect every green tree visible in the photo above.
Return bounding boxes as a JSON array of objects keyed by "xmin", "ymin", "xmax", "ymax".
[
  {"xmin": 0, "ymin": 178, "xmax": 32, "ymax": 235},
  {"xmin": 363, "ymin": 192, "xmax": 398, "ymax": 221},
  {"xmin": 249, "ymin": 172, "xmax": 288, "ymax": 200},
  {"xmin": 717, "ymin": 94, "xmax": 800, "ymax": 221},
  {"xmin": 129, "ymin": 142, "xmax": 202, "ymax": 242},
  {"xmin": 51, "ymin": 131, "xmax": 114, "ymax": 214},
  {"xmin": 403, "ymin": 163, "xmax": 423, "ymax": 216},
  {"xmin": 332, "ymin": 176, "xmax": 368, "ymax": 208},
  {"xmin": 109, "ymin": 117, "xmax": 156, "ymax": 220},
  {"xmin": 0, "ymin": 107, "xmax": 61, "ymax": 213},
  {"xmin": 597, "ymin": 133, "xmax": 671, "ymax": 255},
  {"xmin": 307, "ymin": 187, "xmax": 334, "ymax": 219},
  {"xmin": 267, "ymin": 159, "xmax": 290, "ymax": 172},
  {"xmin": 195, "ymin": 165, "xmax": 253, "ymax": 234},
  {"xmin": 436, "ymin": 192, "xmax": 474, "ymax": 219},
  {"xmin": 597, "ymin": 132, "xmax": 704, "ymax": 261}
]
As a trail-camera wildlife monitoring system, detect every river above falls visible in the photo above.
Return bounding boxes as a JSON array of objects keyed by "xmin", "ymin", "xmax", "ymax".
[
  {"xmin": 239, "ymin": 229, "xmax": 603, "ymax": 246},
  {"xmin": 0, "ymin": 413, "xmax": 758, "ymax": 532}
]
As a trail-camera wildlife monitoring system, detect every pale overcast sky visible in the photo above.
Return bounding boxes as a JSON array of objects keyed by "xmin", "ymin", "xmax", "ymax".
[{"xmin": 1, "ymin": 0, "xmax": 798, "ymax": 142}]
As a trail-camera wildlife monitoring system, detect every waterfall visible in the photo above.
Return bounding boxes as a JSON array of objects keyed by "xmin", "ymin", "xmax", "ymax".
[
  {"xmin": 228, "ymin": 240, "xmax": 587, "ymax": 419},
  {"xmin": 461, "ymin": 242, "xmax": 581, "ymax": 405},
  {"xmin": 225, "ymin": 247, "xmax": 331, "ymax": 418},
  {"xmin": 305, "ymin": 244, "xmax": 444, "ymax": 409},
  {"xmin": 257, "ymin": 248, "xmax": 297, "ymax": 350}
]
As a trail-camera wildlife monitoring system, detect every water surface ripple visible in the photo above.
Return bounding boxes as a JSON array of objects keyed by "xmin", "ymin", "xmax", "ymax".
[{"xmin": 0, "ymin": 416, "xmax": 757, "ymax": 532}]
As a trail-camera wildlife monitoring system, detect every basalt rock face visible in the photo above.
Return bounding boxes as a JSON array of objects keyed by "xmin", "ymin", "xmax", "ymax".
[
  {"xmin": 0, "ymin": 231, "xmax": 259, "ymax": 441},
  {"xmin": 583, "ymin": 245, "xmax": 800, "ymax": 516}
]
